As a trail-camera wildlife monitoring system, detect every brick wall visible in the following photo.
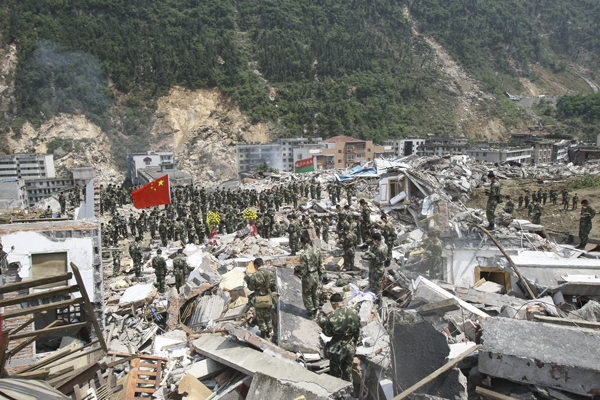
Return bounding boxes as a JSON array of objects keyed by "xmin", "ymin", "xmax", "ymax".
[{"xmin": 2, "ymin": 262, "xmax": 35, "ymax": 366}]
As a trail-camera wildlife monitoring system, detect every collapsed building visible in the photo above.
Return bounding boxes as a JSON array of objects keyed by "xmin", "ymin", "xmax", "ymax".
[{"xmin": 0, "ymin": 155, "xmax": 599, "ymax": 399}]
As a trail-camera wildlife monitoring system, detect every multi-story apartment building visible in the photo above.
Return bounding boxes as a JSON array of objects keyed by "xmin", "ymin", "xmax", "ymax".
[
  {"xmin": 127, "ymin": 151, "xmax": 174, "ymax": 185},
  {"xmin": 236, "ymin": 144, "xmax": 283, "ymax": 178},
  {"xmin": 384, "ymin": 138, "xmax": 426, "ymax": 158},
  {"xmin": 418, "ymin": 136, "xmax": 469, "ymax": 157},
  {"xmin": 278, "ymin": 137, "xmax": 323, "ymax": 171},
  {"xmin": 0, "ymin": 154, "xmax": 55, "ymax": 180},
  {"xmin": 23, "ymin": 167, "xmax": 95, "ymax": 207},
  {"xmin": 320, "ymin": 136, "xmax": 394, "ymax": 169},
  {"xmin": 532, "ymin": 141, "xmax": 554, "ymax": 164},
  {"xmin": 466, "ymin": 146, "xmax": 533, "ymax": 164},
  {"xmin": 552, "ymin": 140, "xmax": 570, "ymax": 163}
]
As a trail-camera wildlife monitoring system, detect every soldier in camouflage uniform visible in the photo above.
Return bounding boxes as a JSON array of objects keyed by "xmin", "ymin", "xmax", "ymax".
[
  {"xmin": 381, "ymin": 214, "xmax": 397, "ymax": 265},
  {"xmin": 149, "ymin": 212, "xmax": 158, "ymax": 239},
  {"xmin": 317, "ymin": 293, "xmax": 360, "ymax": 382},
  {"xmin": 129, "ymin": 236, "xmax": 143, "ymax": 278},
  {"xmin": 572, "ymin": 193, "xmax": 579, "ymax": 210},
  {"xmin": 129, "ymin": 215, "xmax": 137, "ymax": 239},
  {"xmin": 244, "ymin": 258, "xmax": 278, "ymax": 340},
  {"xmin": 485, "ymin": 171, "xmax": 501, "ymax": 230},
  {"xmin": 112, "ymin": 249, "xmax": 121, "ymax": 276},
  {"xmin": 159, "ymin": 218, "xmax": 168, "ymax": 247},
  {"xmin": 577, "ymin": 199, "xmax": 596, "ymax": 249},
  {"xmin": 351, "ymin": 214, "xmax": 362, "ymax": 245},
  {"xmin": 340, "ymin": 226, "xmax": 357, "ymax": 270},
  {"xmin": 359, "ymin": 199, "xmax": 370, "ymax": 242},
  {"xmin": 58, "ymin": 193, "xmax": 66, "ymax": 215},
  {"xmin": 530, "ymin": 200, "xmax": 542, "ymax": 224},
  {"xmin": 423, "ymin": 230, "xmax": 443, "ymax": 280},
  {"xmin": 503, "ymin": 195, "xmax": 515, "ymax": 214},
  {"xmin": 173, "ymin": 248, "xmax": 189, "ymax": 291},
  {"xmin": 361, "ymin": 232, "xmax": 387, "ymax": 301},
  {"xmin": 563, "ymin": 192, "xmax": 571, "ymax": 210},
  {"xmin": 152, "ymin": 249, "xmax": 167, "ymax": 293},
  {"xmin": 550, "ymin": 189, "xmax": 558, "ymax": 205},
  {"xmin": 295, "ymin": 236, "xmax": 324, "ymax": 318},
  {"xmin": 322, "ymin": 216, "xmax": 329, "ymax": 244},
  {"xmin": 287, "ymin": 214, "xmax": 301, "ymax": 255}
]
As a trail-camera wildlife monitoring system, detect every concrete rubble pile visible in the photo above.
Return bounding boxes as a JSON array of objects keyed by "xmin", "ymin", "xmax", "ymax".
[
  {"xmin": 96, "ymin": 156, "xmax": 600, "ymax": 399},
  {"xmin": 3, "ymin": 153, "xmax": 599, "ymax": 400}
]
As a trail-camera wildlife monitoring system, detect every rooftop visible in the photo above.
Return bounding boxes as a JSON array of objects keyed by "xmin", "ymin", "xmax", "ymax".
[{"xmin": 322, "ymin": 135, "xmax": 364, "ymax": 143}]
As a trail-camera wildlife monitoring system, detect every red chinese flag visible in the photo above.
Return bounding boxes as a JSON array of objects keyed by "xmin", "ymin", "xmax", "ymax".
[{"xmin": 131, "ymin": 174, "xmax": 171, "ymax": 209}]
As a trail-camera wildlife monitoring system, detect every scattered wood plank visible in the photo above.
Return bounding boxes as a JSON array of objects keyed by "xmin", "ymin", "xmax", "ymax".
[
  {"xmin": 533, "ymin": 315, "xmax": 600, "ymax": 330},
  {"xmin": 2, "ymin": 297, "xmax": 83, "ymax": 319},
  {"xmin": 476, "ymin": 386, "xmax": 519, "ymax": 400},
  {"xmin": 0, "ymin": 273, "xmax": 72, "ymax": 295},
  {"xmin": 71, "ymin": 262, "xmax": 109, "ymax": 353},
  {"xmin": 0, "ymin": 285, "xmax": 80, "ymax": 308},
  {"xmin": 9, "ymin": 321, "xmax": 91, "ymax": 341}
]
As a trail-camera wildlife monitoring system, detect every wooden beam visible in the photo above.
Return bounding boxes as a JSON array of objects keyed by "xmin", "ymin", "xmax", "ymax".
[
  {"xmin": 7, "ymin": 311, "xmax": 48, "ymax": 335},
  {"xmin": 105, "ymin": 354, "xmax": 137, "ymax": 369},
  {"xmin": 2, "ymin": 297, "xmax": 84, "ymax": 319},
  {"xmin": 392, "ymin": 345, "xmax": 481, "ymax": 400},
  {"xmin": 476, "ymin": 225, "xmax": 536, "ymax": 299},
  {"xmin": 13, "ymin": 369, "xmax": 51, "ymax": 380},
  {"xmin": 0, "ymin": 273, "xmax": 72, "ymax": 295},
  {"xmin": 476, "ymin": 386, "xmax": 518, "ymax": 400},
  {"xmin": 70, "ymin": 262, "xmax": 108, "ymax": 353},
  {"xmin": 55, "ymin": 362, "xmax": 103, "ymax": 394},
  {"xmin": 9, "ymin": 321, "xmax": 90, "ymax": 341},
  {"xmin": 533, "ymin": 315, "xmax": 600, "ymax": 330},
  {"xmin": 18, "ymin": 341, "xmax": 101, "ymax": 374},
  {"xmin": 0, "ymin": 285, "xmax": 80, "ymax": 308},
  {"xmin": 8, "ymin": 320, "xmax": 62, "ymax": 359}
]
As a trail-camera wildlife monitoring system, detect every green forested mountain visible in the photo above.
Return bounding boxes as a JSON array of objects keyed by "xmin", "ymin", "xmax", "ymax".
[{"xmin": 1, "ymin": 0, "xmax": 599, "ymax": 151}]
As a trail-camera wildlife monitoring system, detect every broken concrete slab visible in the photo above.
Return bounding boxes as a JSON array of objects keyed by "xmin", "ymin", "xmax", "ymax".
[
  {"xmin": 219, "ymin": 268, "xmax": 246, "ymax": 291},
  {"xmin": 276, "ymin": 267, "xmax": 322, "ymax": 354},
  {"xmin": 413, "ymin": 277, "xmax": 489, "ymax": 319},
  {"xmin": 417, "ymin": 299, "xmax": 460, "ymax": 316},
  {"xmin": 189, "ymin": 295, "xmax": 226, "ymax": 329},
  {"xmin": 479, "ymin": 317, "xmax": 600, "ymax": 397},
  {"xmin": 391, "ymin": 311, "xmax": 455, "ymax": 397},
  {"xmin": 187, "ymin": 358, "xmax": 226, "ymax": 380},
  {"xmin": 225, "ymin": 323, "xmax": 298, "ymax": 362},
  {"xmin": 356, "ymin": 320, "xmax": 391, "ymax": 369},
  {"xmin": 246, "ymin": 371, "xmax": 334, "ymax": 400},
  {"xmin": 192, "ymin": 335, "xmax": 351, "ymax": 400},
  {"xmin": 119, "ymin": 282, "xmax": 157, "ymax": 305}
]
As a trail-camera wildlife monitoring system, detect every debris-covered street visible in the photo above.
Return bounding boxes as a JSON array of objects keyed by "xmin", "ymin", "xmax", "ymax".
[{"xmin": 1, "ymin": 155, "xmax": 599, "ymax": 399}]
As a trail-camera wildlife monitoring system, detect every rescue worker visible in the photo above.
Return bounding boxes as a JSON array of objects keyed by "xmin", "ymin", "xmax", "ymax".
[
  {"xmin": 317, "ymin": 293, "xmax": 360, "ymax": 382},
  {"xmin": 244, "ymin": 258, "xmax": 277, "ymax": 340},
  {"xmin": 294, "ymin": 236, "xmax": 323, "ymax": 319},
  {"xmin": 152, "ymin": 249, "xmax": 167, "ymax": 293}
]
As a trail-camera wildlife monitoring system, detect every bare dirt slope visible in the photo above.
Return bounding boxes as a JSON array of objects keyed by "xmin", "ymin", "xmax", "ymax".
[{"xmin": 151, "ymin": 86, "xmax": 270, "ymax": 183}]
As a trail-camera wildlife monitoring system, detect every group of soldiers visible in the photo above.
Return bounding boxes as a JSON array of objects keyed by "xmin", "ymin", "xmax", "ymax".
[
  {"xmin": 243, "ymin": 255, "xmax": 360, "ymax": 382},
  {"xmin": 515, "ymin": 189, "xmax": 580, "ymax": 212},
  {"xmin": 101, "ymin": 176, "xmax": 451, "ymax": 385},
  {"xmin": 485, "ymin": 172, "xmax": 596, "ymax": 250}
]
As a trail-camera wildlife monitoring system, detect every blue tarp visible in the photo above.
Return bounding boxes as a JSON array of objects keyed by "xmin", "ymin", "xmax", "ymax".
[
  {"xmin": 352, "ymin": 168, "xmax": 377, "ymax": 176},
  {"xmin": 336, "ymin": 174, "xmax": 353, "ymax": 182},
  {"xmin": 348, "ymin": 165, "xmax": 363, "ymax": 175}
]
